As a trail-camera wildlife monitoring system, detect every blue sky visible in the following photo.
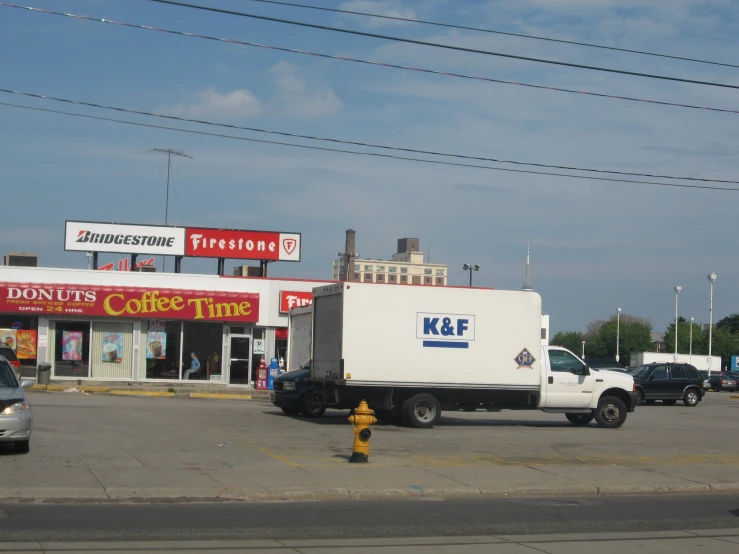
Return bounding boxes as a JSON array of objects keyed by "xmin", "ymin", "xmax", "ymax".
[{"xmin": 1, "ymin": 0, "xmax": 738, "ymax": 334}]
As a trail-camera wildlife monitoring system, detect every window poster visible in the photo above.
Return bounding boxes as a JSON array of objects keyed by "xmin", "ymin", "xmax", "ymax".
[
  {"xmin": 102, "ymin": 333, "xmax": 123, "ymax": 363},
  {"xmin": 62, "ymin": 331, "xmax": 83, "ymax": 361}
]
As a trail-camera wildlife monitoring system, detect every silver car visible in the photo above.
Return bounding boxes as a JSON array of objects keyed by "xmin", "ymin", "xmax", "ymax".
[{"xmin": 0, "ymin": 356, "xmax": 33, "ymax": 454}]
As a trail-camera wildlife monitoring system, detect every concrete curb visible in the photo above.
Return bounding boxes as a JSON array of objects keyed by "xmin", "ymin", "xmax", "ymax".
[
  {"xmin": 4, "ymin": 483, "xmax": 739, "ymax": 504},
  {"xmin": 28, "ymin": 384, "xmax": 111, "ymax": 393},
  {"xmin": 109, "ymin": 390, "xmax": 175, "ymax": 398},
  {"xmin": 730, "ymin": 395, "xmax": 739, "ymax": 400},
  {"xmin": 189, "ymin": 393, "xmax": 253, "ymax": 400}
]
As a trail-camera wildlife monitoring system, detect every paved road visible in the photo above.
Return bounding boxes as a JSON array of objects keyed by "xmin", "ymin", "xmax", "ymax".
[
  {"xmin": 2, "ymin": 530, "xmax": 739, "ymax": 553},
  {"xmin": 2, "ymin": 391, "xmax": 739, "ymax": 501},
  {"xmin": 1, "ymin": 494, "xmax": 738, "ymax": 542}
]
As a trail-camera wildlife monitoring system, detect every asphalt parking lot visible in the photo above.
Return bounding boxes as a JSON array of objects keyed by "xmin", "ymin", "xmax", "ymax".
[{"xmin": 2, "ymin": 390, "xmax": 738, "ymax": 500}]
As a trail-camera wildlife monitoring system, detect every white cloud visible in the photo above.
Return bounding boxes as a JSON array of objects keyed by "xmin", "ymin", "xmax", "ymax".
[
  {"xmin": 269, "ymin": 62, "xmax": 342, "ymax": 118},
  {"xmin": 162, "ymin": 87, "xmax": 262, "ymax": 119},
  {"xmin": 337, "ymin": 0, "xmax": 417, "ymax": 26}
]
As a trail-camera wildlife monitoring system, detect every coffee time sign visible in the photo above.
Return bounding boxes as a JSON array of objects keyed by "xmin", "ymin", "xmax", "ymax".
[
  {"xmin": 65, "ymin": 221, "xmax": 302, "ymax": 262},
  {"xmin": 0, "ymin": 283, "xmax": 260, "ymax": 323}
]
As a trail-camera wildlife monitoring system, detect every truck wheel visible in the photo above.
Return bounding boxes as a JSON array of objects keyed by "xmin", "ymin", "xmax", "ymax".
[
  {"xmin": 594, "ymin": 396, "xmax": 627, "ymax": 429},
  {"xmin": 683, "ymin": 389, "xmax": 700, "ymax": 407},
  {"xmin": 404, "ymin": 393, "xmax": 442, "ymax": 429},
  {"xmin": 566, "ymin": 413, "xmax": 594, "ymax": 426},
  {"xmin": 663, "ymin": 400, "xmax": 677, "ymax": 406},
  {"xmin": 300, "ymin": 395, "xmax": 326, "ymax": 418}
]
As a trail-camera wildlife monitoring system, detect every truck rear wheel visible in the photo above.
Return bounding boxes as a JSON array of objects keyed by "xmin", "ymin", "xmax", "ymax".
[
  {"xmin": 404, "ymin": 393, "xmax": 442, "ymax": 429},
  {"xmin": 566, "ymin": 413, "xmax": 594, "ymax": 426},
  {"xmin": 594, "ymin": 396, "xmax": 627, "ymax": 429},
  {"xmin": 300, "ymin": 394, "xmax": 326, "ymax": 418}
]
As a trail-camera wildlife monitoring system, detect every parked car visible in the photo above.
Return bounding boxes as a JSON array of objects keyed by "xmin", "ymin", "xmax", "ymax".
[
  {"xmin": 585, "ymin": 358, "xmax": 627, "ymax": 373},
  {"xmin": 0, "ymin": 356, "xmax": 33, "ymax": 453},
  {"xmin": 630, "ymin": 363, "xmax": 705, "ymax": 406},
  {"xmin": 270, "ymin": 365, "xmax": 326, "ymax": 418},
  {"xmin": 698, "ymin": 371, "xmax": 710, "ymax": 390},
  {"xmin": 0, "ymin": 345, "xmax": 21, "ymax": 372},
  {"xmin": 707, "ymin": 372, "xmax": 739, "ymax": 392}
]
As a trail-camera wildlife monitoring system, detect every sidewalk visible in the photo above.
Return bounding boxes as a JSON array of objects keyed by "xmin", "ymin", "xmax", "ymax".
[{"xmin": 28, "ymin": 380, "xmax": 270, "ymax": 400}]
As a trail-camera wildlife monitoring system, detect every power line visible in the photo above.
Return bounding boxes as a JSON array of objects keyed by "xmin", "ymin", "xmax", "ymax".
[
  {"xmin": 149, "ymin": 0, "xmax": 739, "ymax": 91},
  {"xmin": 3, "ymin": 87, "xmax": 737, "ymax": 185},
  {"xmin": 4, "ymin": 4, "xmax": 738, "ymax": 117},
  {"xmin": 240, "ymin": 0, "xmax": 739, "ymax": 70},
  {"xmin": 2, "ymin": 101, "xmax": 737, "ymax": 193}
]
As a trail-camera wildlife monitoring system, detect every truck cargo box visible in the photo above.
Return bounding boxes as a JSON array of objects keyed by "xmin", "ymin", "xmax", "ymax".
[{"xmin": 312, "ymin": 283, "xmax": 543, "ymax": 390}]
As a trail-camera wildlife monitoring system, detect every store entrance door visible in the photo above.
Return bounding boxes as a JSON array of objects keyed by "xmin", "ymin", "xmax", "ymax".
[{"xmin": 228, "ymin": 335, "xmax": 252, "ymax": 385}]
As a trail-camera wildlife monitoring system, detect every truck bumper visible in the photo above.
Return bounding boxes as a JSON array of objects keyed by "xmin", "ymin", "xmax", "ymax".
[{"xmin": 628, "ymin": 391, "xmax": 639, "ymax": 411}]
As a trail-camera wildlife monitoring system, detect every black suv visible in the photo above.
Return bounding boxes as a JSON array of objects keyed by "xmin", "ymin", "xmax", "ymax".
[{"xmin": 630, "ymin": 363, "xmax": 705, "ymax": 407}]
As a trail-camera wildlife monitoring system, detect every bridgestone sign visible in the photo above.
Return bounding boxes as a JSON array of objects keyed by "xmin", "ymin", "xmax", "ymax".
[
  {"xmin": 65, "ymin": 222, "xmax": 186, "ymax": 256},
  {"xmin": 64, "ymin": 221, "xmax": 302, "ymax": 261}
]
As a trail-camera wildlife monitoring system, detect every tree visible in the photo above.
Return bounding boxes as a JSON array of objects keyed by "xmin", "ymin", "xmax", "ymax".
[
  {"xmin": 709, "ymin": 327, "xmax": 739, "ymax": 370},
  {"xmin": 664, "ymin": 319, "xmax": 705, "ymax": 356},
  {"xmin": 551, "ymin": 331, "xmax": 585, "ymax": 354},
  {"xmin": 717, "ymin": 314, "xmax": 739, "ymax": 336},
  {"xmin": 588, "ymin": 315, "xmax": 652, "ymax": 364}
]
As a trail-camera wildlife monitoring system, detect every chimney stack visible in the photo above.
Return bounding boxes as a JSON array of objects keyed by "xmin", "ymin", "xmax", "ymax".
[{"xmin": 343, "ymin": 229, "xmax": 356, "ymax": 281}]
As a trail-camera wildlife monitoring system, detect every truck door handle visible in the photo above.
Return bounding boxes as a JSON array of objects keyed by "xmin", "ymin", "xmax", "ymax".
[{"xmin": 548, "ymin": 376, "xmax": 553, "ymax": 384}]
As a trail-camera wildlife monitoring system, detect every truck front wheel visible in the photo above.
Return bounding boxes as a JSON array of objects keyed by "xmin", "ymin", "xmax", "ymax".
[
  {"xmin": 404, "ymin": 393, "xmax": 442, "ymax": 429},
  {"xmin": 566, "ymin": 413, "xmax": 594, "ymax": 426},
  {"xmin": 594, "ymin": 396, "xmax": 627, "ymax": 429}
]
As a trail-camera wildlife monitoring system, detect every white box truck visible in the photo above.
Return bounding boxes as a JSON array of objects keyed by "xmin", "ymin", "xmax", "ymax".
[
  {"xmin": 286, "ymin": 306, "xmax": 313, "ymax": 372},
  {"xmin": 308, "ymin": 282, "xmax": 638, "ymax": 429},
  {"xmin": 630, "ymin": 352, "xmax": 722, "ymax": 373}
]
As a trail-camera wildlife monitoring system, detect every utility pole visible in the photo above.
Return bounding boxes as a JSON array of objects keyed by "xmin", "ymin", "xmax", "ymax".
[
  {"xmin": 708, "ymin": 273, "xmax": 717, "ymax": 373},
  {"xmin": 150, "ymin": 148, "xmax": 193, "ymax": 272},
  {"xmin": 674, "ymin": 285, "xmax": 681, "ymax": 362},
  {"xmin": 463, "ymin": 263, "xmax": 480, "ymax": 287}
]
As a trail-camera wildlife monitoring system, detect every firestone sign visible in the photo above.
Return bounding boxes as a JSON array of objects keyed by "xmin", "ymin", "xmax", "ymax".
[
  {"xmin": 0, "ymin": 283, "xmax": 260, "ymax": 323},
  {"xmin": 186, "ymin": 228, "xmax": 301, "ymax": 261},
  {"xmin": 279, "ymin": 291, "xmax": 313, "ymax": 313},
  {"xmin": 65, "ymin": 221, "xmax": 301, "ymax": 262}
]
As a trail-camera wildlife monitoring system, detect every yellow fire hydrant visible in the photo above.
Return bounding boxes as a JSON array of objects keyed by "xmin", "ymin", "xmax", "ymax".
[{"xmin": 348, "ymin": 400, "xmax": 377, "ymax": 463}]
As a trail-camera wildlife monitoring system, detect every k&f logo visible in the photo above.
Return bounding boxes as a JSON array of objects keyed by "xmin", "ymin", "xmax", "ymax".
[{"xmin": 417, "ymin": 313, "xmax": 475, "ymax": 349}]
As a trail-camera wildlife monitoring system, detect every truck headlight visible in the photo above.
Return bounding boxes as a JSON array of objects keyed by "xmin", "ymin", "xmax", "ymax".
[
  {"xmin": 1, "ymin": 401, "xmax": 30, "ymax": 415},
  {"xmin": 283, "ymin": 382, "xmax": 296, "ymax": 391}
]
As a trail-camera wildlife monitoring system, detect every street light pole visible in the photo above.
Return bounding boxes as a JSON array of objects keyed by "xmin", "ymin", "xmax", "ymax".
[
  {"xmin": 674, "ymin": 285, "xmax": 682, "ymax": 362},
  {"xmin": 150, "ymin": 149, "xmax": 193, "ymax": 272},
  {"xmin": 463, "ymin": 263, "xmax": 480, "ymax": 287},
  {"xmin": 708, "ymin": 273, "xmax": 717, "ymax": 373},
  {"xmin": 616, "ymin": 308, "xmax": 622, "ymax": 363},
  {"xmin": 581, "ymin": 340, "xmax": 586, "ymax": 360},
  {"xmin": 689, "ymin": 317, "xmax": 694, "ymax": 364}
]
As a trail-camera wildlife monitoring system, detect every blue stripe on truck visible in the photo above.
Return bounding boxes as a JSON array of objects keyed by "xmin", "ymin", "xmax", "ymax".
[{"xmin": 423, "ymin": 341, "xmax": 469, "ymax": 349}]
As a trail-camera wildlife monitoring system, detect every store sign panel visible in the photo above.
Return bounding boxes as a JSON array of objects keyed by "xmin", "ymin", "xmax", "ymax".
[
  {"xmin": 65, "ymin": 221, "xmax": 186, "ymax": 256},
  {"xmin": 185, "ymin": 228, "xmax": 301, "ymax": 261},
  {"xmin": 279, "ymin": 291, "xmax": 313, "ymax": 313},
  {"xmin": 0, "ymin": 283, "xmax": 259, "ymax": 323}
]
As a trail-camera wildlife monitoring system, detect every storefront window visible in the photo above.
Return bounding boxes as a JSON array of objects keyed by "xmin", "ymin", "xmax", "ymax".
[
  {"xmin": 182, "ymin": 322, "xmax": 222, "ymax": 381},
  {"xmin": 52, "ymin": 321, "xmax": 91, "ymax": 378},
  {"xmin": 0, "ymin": 316, "xmax": 39, "ymax": 377},
  {"xmin": 145, "ymin": 321, "xmax": 182, "ymax": 380},
  {"xmin": 275, "ymin": 328, "xmax": 288, "ymax": 371}
]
